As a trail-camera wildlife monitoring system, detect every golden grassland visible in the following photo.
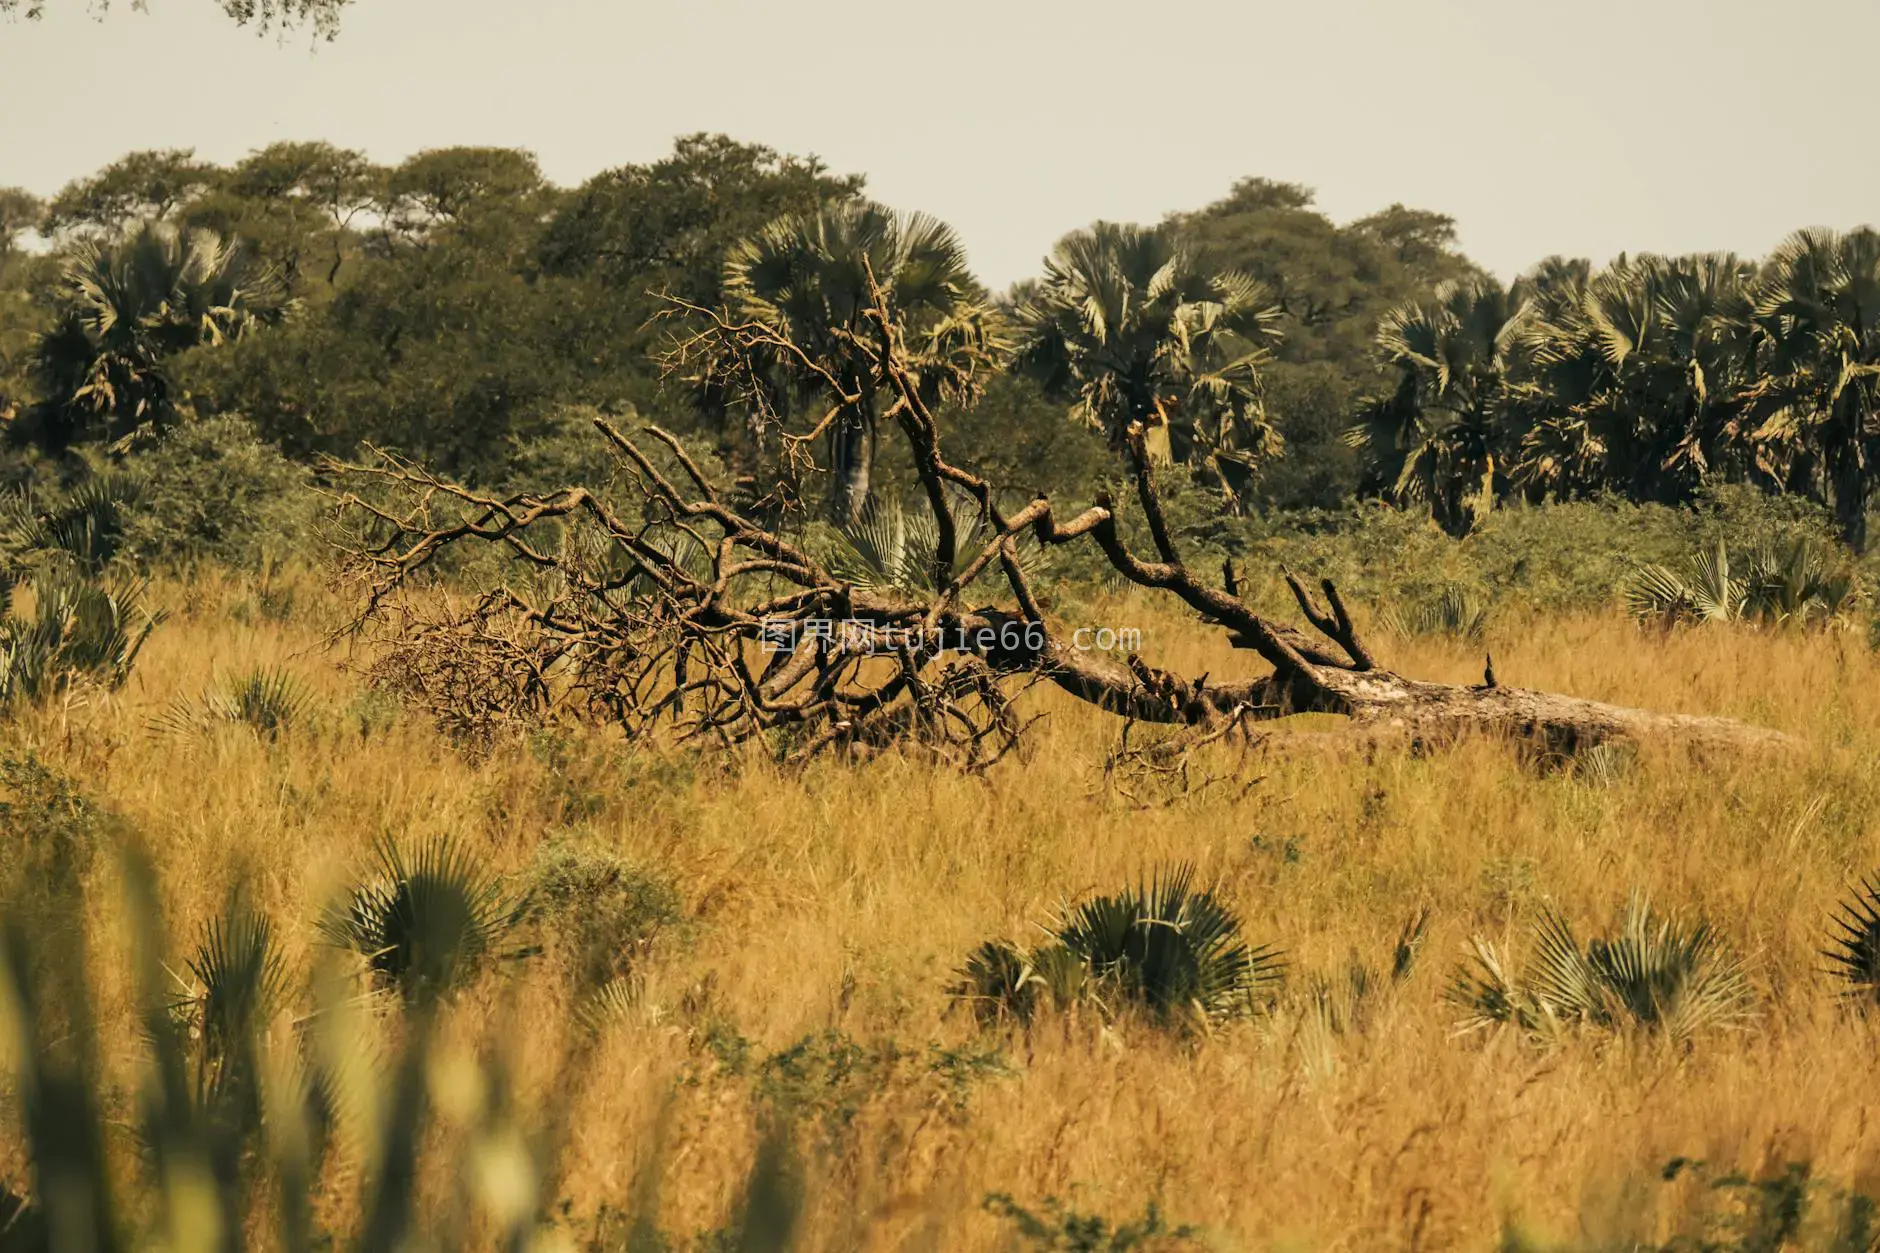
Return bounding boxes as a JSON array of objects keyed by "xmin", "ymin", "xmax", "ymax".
[{"xmin": 7, "ymin": 567, "xmax": 1880, "ymax": 1250}]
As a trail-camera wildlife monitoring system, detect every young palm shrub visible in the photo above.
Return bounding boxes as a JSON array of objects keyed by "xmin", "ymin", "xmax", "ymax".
[
  {"xmin": 828, "ymin": 488, "xmax": 1046, "ymax": 594},
  {"xmin": 1742, "ymin": 538, "xmax": 1856, "ymax": 626},
  {"xmin": 1305, "ymin": 909, "xmax": 1430, "ymax": 1035},
  {"xmin": 1627, "ymin": 537, "xmax": 1854, "ymax": 629},
  {"xmin": 1376, "ymin": 584, "xmax": 1489, "ymax": 643},
  {"xmin": 953, "ymin": 864, "xmax": 1282, "ymax": 1033},
  {"xmin": 1626, "ymin": 539, "xmax": 1745, "ymax": 625},
  {"xmin": 179, "ymin": 897, "xmax": 290, "ymax": 1126},
  {"xmin": 0, "ymin": 568, "xmax": 163, "ymax": 705},
  {"xmin": 1824, "ymin": 874, "xmax": 1880, "ymax": 1006},
  {"xmin": 157, "ymin": 664, "xmax": 314, "ymax": 739},
  {"xmin": 319, "ymin": 836, "xmax": 520, "ymax": 1004},
  {"xmin": 0, "ymin": 475, "xmax": 135, "ymax": 578},
  {"xmin": 1450, "ymin": 895, "xmax": 1752, "ymax": 1043}
]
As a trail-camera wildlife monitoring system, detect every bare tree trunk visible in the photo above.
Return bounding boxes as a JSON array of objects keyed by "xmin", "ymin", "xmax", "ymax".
[{"xmin": 829, "ymin": 411, "xmax": 873, "ymax": 526}]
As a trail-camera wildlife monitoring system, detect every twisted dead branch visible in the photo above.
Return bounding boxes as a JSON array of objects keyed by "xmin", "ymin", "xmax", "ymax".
[{"xmin": 329, "ymin": 268, "xmax": 1789, "ymax": 769}]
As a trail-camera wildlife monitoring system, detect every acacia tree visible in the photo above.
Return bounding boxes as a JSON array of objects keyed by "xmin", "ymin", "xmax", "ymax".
[
  {"xmin": 1019, "ymin": 223, "xmax": 1284, "ymax": 510},
  {"xmin": 336, "ymin": 273, "xmax": 1782, "ymax": 770}
]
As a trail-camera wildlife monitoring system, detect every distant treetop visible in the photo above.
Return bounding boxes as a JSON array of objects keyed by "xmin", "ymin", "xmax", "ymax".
[{"xmin": 0, "ymin": 0, "xmax": 349, "ymax": 38}]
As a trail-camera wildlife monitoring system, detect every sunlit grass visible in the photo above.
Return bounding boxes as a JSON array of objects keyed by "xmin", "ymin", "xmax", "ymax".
[{"xmin": 5, "ymin": 566, "xmax": 1880, "ymax": 1248}]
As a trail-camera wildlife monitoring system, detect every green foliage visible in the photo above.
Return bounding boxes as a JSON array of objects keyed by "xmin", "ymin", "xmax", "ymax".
[
  {"xmin": 541, "ymin": 133, "xmax": 863, "ymax": 308},
  {"xmin": 752, "ymin": 1031, "xmax": 1011, "ymax": 1139},
  {"xmin": 114, "ymin": 414, "xmax": 320, "ymax": 569},
  {"xmin": 1167, "ymin": 180, "xmax": 1477, "ymax": 512},
  {"xmin": 954, "ymin": 864, "xmax": 1283, "ymax": 1033},
  {"xmin": 1627, "ymin": 538, "xmax": 1857, "ymax": 628},
  {"xmin": 1450, "ymin": 895, "xmax": 1752, "ymax": 1043},
  {"xmin": 984, "ymin": 1194, "xmax": 1201, "ymax": 1251},
  {"xmin": 520, "ymin": 835, "xmax": 683, "ymax": 988},
  {"xmin": 0, "ymin": 752, "xmax": 108, "ymax": 895},
  {"xmin": 319, "ymin": 835, "xmax": 520, "ymax": 1003},
  {"xmin": 0, "ymin": 473, "xmax": 132, "ymax": 576},
  {"xmin": 1347, "ymin": 276, "xmax": 1526, "ymax": 537},
  {"xmin": 0, "ymin": 566, "xmax": 161, "ymax": 705},
  {"xmin": 825, "ymin": 487, "xmax": 1045, "ymax": 594},
  {"xmin": 717, "ymin": 200, "xmax": 1004, "ymax": 521},
  {"xmin": 40, "ymin": 148, "xmax": 218, "ymax": 235},
  {"xmin": 1377, "ymin": 583, "xmax": 1489, "ymax": 643},
  {"xmin": 24, "ymin": 222, "xmax": 293, "ymax": 454},
  {"xmin": 1018, "ymin": 221, "xmax": 1283, "ymax": 506}
]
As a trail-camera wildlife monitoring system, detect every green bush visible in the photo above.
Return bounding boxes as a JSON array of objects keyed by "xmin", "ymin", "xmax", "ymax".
[
  {"xmin": 115, "ymin": 414, "xmax": 321, "ymax": 570},
  {"xmin": 520, "ymin": 834, "xmax": 684, "ymax": 988},
  {"xmin": 0, "ymin": 752, "xmax": 109, "ymax": 897}
]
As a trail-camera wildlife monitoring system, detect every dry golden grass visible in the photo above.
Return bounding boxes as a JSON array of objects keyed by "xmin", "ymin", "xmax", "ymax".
[{"xmin": 8, "ymin": 568, "xmax": 1880, "ymax": 1250}]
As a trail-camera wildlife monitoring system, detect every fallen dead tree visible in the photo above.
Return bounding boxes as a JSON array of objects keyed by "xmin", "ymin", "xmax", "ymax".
[{"xmin": 330, "ymin": 275, "xmax": 1788, "ymax": 768}]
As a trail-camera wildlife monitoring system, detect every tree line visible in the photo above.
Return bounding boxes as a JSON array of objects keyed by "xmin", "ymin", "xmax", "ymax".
[{"xmin": 0, "ymin": 138, "xmax": 1875, "ymax": 548}]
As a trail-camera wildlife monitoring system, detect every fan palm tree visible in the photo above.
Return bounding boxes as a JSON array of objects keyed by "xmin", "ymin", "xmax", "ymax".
[
  {"xmin": 1516, "ymin": 255, "xmax": 1757, "ymax": 503},
  {"xmin": 722, "ymin": 201, "xmax": 1003, "ymax": 523},
  {"xmin": 1346, "ymin": 277, "xmax": 1527, "ymax": 537},
  {"xmin": 1742, "ymin": 227, "xmax": 1880, "ymax": 550},
  {"xmin": 1017, "ymin": 223, "xmax": 1284, "ymax": 508},
  {"xmin": 25, "ymin": 221, "xmax": 293, "ymax": 453}
]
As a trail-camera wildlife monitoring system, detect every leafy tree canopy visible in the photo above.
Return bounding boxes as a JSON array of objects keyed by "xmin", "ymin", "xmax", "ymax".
[{"xmin": 540, "ymin": 133, "xmax": 865, "ymax": 307}]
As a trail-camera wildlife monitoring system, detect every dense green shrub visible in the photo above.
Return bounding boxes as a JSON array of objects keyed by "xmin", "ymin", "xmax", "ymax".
[
  {"xmin": 115, "ymin": 414, "xmax": 321, "ymax": 569},
  {"xmin": 520, "ymin": 834, "xmax": 684, "ymax": 988},
  {"xmin": 0, "ymin": 752, "xmax": 109, "ymax": 896}
]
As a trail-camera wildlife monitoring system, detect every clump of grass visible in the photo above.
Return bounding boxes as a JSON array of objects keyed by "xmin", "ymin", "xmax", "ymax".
[
  {"xmin": 1303, "ymin": 908, "xmax": 1429, "ymax": 1036},
  {"xmin": 318, "ymin": 836, "xmax": 521, "ymax": 1004},
  {"xmin": 953, "ymin": 864, "xmax": 1283, "ymax": 1033},
  {"xmin": 157, "ymin": 664, "xmax": 314, "ymax": 739},
  {"xmin": 1449, "ymin": 895, "xmax": 1752, "ymax": 1043}
]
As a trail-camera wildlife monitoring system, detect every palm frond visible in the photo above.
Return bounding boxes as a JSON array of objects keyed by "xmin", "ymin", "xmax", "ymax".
[
  {"xmin": 1825, "ymin": 874, "xmax": 1880, "ymax": 1006},
  {"xmin": 318, "ymin": 835, "xmax": 518, "ymax": 1003},
  {"xmin": 1450, "ymin": 896, "xmax": 1751, "ymax": 1043}
]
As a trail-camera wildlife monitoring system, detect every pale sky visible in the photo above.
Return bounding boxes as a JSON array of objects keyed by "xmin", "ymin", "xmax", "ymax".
[{"xmin": 1, "ymin": 0, "xmax": 1874, "ymax": 286}]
